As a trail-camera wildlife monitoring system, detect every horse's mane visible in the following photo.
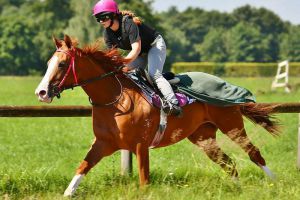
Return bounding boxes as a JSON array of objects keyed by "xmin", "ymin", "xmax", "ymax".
[{"xmin": 79, "ymin": 40, "xmax": 128, "ymax": 71}]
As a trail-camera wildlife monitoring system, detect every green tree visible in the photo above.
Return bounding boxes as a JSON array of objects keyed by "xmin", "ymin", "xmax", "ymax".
[
  {"xmin": 24, "ymin": 0, "xmax": 72, "ymax": 71},
  {"xmin": 232, "ymin": 5, "xmax": 286, "ymax": 35},
  {"xmin": 279, "ymin": 26, "xmax": 300, "ymax": 61},
  {"xmin": 0, "ymin": 0, "xmax": 72, "ymax": 75},
  {"xmin": 65, "ymin": 0, "xmax": 101, "ymax": 46},
  {"xmin": 160, "ymin": 7, "xmax": 235, "ymax": 62},
  {"xmin": 196, "ymin": 28, "xmax": 227, "ymax": 62},
  {"xmin": 225, "ymin": 22, "xmax": 272, "ymax": 62},
  {"xmin": 0, "ymin": 15, "xmax": 38, "ymax": 75},
  {"xmin": 0, "ymin": 0, "xmax": 26, "ymax": 13},
  {"xmin": 232, "ymin": 5, "xmax": 288, "ymax": 61},
  {"xmin": 117, "ymin": 0, "xmax": 162, "ymax": 30}
]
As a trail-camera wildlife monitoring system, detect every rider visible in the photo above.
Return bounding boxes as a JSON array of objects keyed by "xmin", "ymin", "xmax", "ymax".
[{"xmin": 92, "ymin": 0, "xmax": 182, "ymax": 116}]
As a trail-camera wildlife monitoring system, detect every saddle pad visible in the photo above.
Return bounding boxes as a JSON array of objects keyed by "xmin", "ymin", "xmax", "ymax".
[
  {"xmin": 125, "ymin": 71, "xmax": 194, "ymax": 108},
  {"xmin": 175, "ymin": 72, "xmax": 256, "ymax": 106}
]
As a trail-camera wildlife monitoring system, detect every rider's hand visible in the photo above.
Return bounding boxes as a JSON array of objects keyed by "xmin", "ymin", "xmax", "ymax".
[{"xmin": 122, "ymin": 66, "xmax": 132, "ymax": 73}]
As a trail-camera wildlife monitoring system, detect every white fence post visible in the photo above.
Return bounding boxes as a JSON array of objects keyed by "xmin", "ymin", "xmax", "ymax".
[
  {"xmin": 271, "ymin": 60, "xmax": 290, "ymax": 93},
  {"xmin": 121, "ymin": 150, "xmax": 132, "ymax": 175}
]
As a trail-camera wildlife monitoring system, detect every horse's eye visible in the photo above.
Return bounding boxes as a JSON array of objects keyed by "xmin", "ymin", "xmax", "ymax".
[{"xmin": 58, "ymin": 61, "xmax": 67, "ymax": 68}]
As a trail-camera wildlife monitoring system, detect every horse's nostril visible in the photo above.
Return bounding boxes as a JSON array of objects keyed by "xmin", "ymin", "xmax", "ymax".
[{"xmin": 39, "ymin": 90, "xmax": 47, "ymax": 96}]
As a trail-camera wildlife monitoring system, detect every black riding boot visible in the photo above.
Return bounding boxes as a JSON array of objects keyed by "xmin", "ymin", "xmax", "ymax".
[{"xmin": 162, "ymin": 100, "xmax": 183, "ymax": 117}]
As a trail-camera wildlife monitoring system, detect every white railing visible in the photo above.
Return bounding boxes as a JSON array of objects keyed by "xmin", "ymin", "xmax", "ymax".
[{"xmin": 271, "ymin": 60, "xmax": 291, "ymax": 93}]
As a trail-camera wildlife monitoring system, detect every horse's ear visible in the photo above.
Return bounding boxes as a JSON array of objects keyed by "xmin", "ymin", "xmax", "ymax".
[
  {"xmin": 64, "ymin": 35, "xmax": 72, "ymax": 49},
  {"xmin": 52, "ymin": 35, "xmax": 62, "ymax": 49}
]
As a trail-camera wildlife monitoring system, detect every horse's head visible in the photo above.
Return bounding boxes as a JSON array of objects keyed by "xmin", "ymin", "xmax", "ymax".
[{"xmin": 35, "ymin": 35, "xmax": 79, "ymax": 103}]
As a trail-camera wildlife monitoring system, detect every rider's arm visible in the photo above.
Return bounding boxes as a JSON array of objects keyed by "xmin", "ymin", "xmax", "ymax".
[
  {"xmin": 125, "ymin": 40, "xmax": 141, "ymax": 63},
  {"xmin": 121, "ymin": 17, "xmax": 142, "ymax": 72},
  {"xmin": 122, "ymin": 40, "xmax": 141, "ymax": 73}
]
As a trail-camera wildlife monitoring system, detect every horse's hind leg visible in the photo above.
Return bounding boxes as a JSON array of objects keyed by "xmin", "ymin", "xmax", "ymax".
[
  {"xmin": 64, "ymin": 138, "xmax": 117, "ymax": 197},
  {"xmin": 215, "ymin": 107, "xmax": 273, "ymax": 177},
  {"xmin": 188, "ymin": 123, "xmax": 238, "ymax": 177}
]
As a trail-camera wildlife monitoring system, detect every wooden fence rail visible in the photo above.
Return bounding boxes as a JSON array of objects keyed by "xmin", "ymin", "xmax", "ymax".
[
  {"xmin": 1, "ymin": 102, "xmax": 300, "ymax": 172},
  {"xmin": 0, "ymin": 106, "xmax": 92, "ymax": 117},
  {"xmin": 1, "ymin": 103, "xmax": 300, "ymax": 117}
]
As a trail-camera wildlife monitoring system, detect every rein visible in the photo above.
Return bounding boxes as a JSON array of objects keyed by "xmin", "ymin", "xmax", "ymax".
[{"xmin": 54, "ymin": 48, "xmax": 124, "ymax": 106}]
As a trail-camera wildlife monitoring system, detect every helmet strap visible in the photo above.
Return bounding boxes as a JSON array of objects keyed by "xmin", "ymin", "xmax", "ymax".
[
  {"xmin": 109, "ymin": 19, "xmax": 114, "ymax": 28},
  {"xmin": 108, "ymin": 14, "xmax": 117, "ymax": 28}
]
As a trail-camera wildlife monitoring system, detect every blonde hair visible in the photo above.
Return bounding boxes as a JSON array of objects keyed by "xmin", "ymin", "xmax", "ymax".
[{"xmin": 120, "ymin": 10, "xmax": 142, "ymax": 25}]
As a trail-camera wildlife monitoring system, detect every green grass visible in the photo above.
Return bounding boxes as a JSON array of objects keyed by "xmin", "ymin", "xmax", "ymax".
[{"xmin": 1, "ymin": 76, "xmax": 300, "ymax": 199}]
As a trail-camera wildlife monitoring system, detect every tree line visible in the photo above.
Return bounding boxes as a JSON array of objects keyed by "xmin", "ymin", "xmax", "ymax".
[{"xmin": 0, "ymin": 0, "xmax": 300, "ymax": 75}]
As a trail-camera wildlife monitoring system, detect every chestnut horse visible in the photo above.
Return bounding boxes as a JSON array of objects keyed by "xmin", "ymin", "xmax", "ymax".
[{"xmin": 35, "ymin": 35, "xmax": 279, "ymax": 196}]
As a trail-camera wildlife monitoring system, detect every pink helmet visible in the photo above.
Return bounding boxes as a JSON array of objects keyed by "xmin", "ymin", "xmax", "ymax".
[{"xmin": 93, "ymin": 0, "xmax": 119, "ymax": 16}]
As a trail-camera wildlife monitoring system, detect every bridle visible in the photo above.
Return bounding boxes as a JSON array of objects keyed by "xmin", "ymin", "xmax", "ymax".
[
  {"xmin": 52, "ymin": 48, "xmax": 124, "ymax": 106},
  {"xmin": 56, "ymin": 48, "xmax": 78, "ymax": 92}
]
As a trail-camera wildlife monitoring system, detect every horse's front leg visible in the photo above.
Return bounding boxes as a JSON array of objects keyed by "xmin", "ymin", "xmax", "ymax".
[
  {"xmin": 135, "ymin": 143, "xmax": 150, "ymax": 185},
  {"xmin": 64, "ymin": 138, "xmax": 117, "ymax": 197}
]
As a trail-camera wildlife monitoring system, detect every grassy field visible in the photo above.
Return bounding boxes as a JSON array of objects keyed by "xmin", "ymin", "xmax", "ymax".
[{"xmin": 1, "ymin": 76, "xmax": 300, "ymax": 199}]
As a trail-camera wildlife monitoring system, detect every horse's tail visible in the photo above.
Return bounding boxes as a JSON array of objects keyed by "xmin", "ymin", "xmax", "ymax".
[{"xmin": 240, "ymin": 103, "xmax": 281, "ymax": 136}]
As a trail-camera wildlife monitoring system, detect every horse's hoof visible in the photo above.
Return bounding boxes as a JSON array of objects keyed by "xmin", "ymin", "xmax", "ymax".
[
  {"xmin": 63, "ymin": 188, "xmax": 74, "ymax": 197},
  {"xmin": 260, "ymin": 165, "xmax": 276, "ymax": 180},
  {"xmin": 231, "ymin": 176, "xmax": 239, "ymax": 182}
]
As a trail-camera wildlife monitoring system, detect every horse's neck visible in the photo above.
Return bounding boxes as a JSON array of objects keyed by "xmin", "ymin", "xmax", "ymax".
[{"xmin": 77, "ymin": 56, "xmax": 135, "ymax": 106}]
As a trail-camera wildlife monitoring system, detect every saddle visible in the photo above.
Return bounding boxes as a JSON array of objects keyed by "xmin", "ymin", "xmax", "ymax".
[{"xmin": 125, "ymin": 69, "xmax": 194, "ymax": 109}]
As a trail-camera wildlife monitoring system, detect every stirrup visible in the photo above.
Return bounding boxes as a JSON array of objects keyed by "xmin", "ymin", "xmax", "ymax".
[{"xmin": 162, "ymin": 101, "xmax": 183, "ymax": 117}]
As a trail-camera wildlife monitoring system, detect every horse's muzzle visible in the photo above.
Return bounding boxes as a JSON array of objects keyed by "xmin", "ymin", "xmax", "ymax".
[
  {"xmin": 35, "ymin": 88, "xmax": 53, "ymax": 103},
  {"xmin": 48, "ymin": 84, "xmax": 61, "ymax": 99}
]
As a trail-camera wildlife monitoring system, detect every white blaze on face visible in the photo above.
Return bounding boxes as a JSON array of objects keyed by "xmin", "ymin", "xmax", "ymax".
[{"xmin": 35, "ymin": 55, "xmax": 59, "ymax": 103}]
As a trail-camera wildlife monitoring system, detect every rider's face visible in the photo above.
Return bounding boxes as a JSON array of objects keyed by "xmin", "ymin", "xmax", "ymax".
[
  {"xmin": 100, "ymin": 19, "xmax": 111, "ymax": 28},
  {"xmin": 96, "ymin": 14, "xmax": 111, "ymax": 28}
]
